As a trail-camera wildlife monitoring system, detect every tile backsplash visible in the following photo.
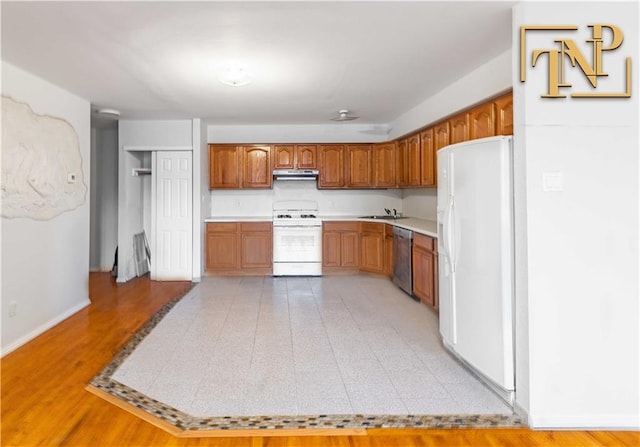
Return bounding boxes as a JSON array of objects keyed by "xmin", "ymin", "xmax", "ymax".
[{"xmin": 209, "ymin": 182, "xmax": 438, "ymax": 220}]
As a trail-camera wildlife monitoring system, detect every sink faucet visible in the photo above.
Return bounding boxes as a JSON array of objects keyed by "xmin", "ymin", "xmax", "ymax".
[{"xmin": 393, "ymin": 209, "xmax": 398, "ymax": 218}]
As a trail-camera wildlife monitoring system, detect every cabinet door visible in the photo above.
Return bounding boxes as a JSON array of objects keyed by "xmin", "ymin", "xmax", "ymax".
[
  {"xmin": 209, "ymin": 145, "xmax": 239, "ymax": 189},
  {"xmin": 412, "ymin": 234, "xmax": 436, "ymax": 308},
  {"xmin": 240, "ymin": 231, "xmax": 272, "ymax": 268},
  {"xmin": 469, "ymin": 102, "xmax": 496, "ymax": 140},
  {"xmin": 412, "ymin": 246, "xmax": 434, "ymax": 308},
  {"xmin": 318, "ymin": 145, "xmax": 345, "ymax": 188},
  {"xmin": 242, "ymin": 146, "xmax": 272, "ymax": 188},
  {"xmin": 322, "ymin": 231, "xmax": 341, "ymax": 267},
  {"xmin": 341, "ymin": 232, "xmax": 359, "ymax": 268},
  {"xmin": 273, "ymin": 145, "xmax": 295, "ymax": 169},
  {"xmin": 494, "ymin": 92, "xmax": 513, "ymax": 135},
  {"xmin": 434, "ymin": 122, "xmax": 450, "ymax": 151},
  {"xmin": 373, "ymin": 142, "xmax": 396, "ymax": 188},
  {"xmin": 360, "ymin": 229, "xmax": 384, "ymax": 274},
  {"xmin": 449, "ymin": 112, "xmax": 470, "ymax": 144},
  {"xmin": 384, "ymin": 226, "xmax": 394, "ymax": 278},
  {"xmin": 407, "ymin": 134, "xmax": 421, "ymax": 186},
  {"xmin": 295, "ymin": 145, "xmax": 317, "ymax": 169},
  {"xmin": 206, "ymin": 224, "xmax": 239, "ymax": 270},
  {"xmin": 420, "ymin": 128, "xmax": 436, "ymax": 186},
  {"xmin": 396, "ymin": 138, "xmax": 408, "ymax": 187},
  {"xmin": 346, "ymin": 144, "xmax": 372, "ymax": 188}
]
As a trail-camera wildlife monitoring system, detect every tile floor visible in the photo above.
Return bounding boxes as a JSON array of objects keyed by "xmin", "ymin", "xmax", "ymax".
[{"xmin": 112, "ymin": 275, "xmax": 512, "ymax": 417}]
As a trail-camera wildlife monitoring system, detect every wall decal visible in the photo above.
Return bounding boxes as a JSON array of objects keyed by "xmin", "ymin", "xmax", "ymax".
[{"xmin": 1, "ymin": 95, "xmax": 87, "ymax": 220}]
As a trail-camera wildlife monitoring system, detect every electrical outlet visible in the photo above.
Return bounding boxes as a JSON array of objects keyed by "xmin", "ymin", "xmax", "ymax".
[{"xmin": 9, "ymin": 301, "xmax": 17, "ymax": 318}]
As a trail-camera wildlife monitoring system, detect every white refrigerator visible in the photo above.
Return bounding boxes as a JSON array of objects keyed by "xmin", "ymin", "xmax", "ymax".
[{"xmin": 437, "ymin": 136, "xmax": 515, "ymax": 404}]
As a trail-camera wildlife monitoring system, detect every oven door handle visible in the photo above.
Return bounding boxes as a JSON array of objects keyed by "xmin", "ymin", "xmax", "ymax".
[{"xmin": 274, "ymin": 225, "xmax": 322, "ymax": 229}]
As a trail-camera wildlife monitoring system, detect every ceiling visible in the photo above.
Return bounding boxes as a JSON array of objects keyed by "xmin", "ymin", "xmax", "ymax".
[{"xmin": 1, "ymin": 1, "xmax": 514, "ymax": 125}]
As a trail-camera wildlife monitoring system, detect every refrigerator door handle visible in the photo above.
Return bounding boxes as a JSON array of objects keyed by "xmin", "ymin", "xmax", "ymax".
[{"xmin": 447, "ymin": 196, "xmax": 456, "ymax": 273}]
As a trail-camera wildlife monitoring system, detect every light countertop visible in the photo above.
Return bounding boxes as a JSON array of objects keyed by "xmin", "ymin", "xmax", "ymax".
[{"xmin": 205, "ymin": 215, "xmax": 437, "ymax": 238}]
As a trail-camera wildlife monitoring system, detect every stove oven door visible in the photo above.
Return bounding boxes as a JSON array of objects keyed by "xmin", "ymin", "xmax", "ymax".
[{"xmin": 273, "ymin": 225, "xmax": 322, "ymax": 263}]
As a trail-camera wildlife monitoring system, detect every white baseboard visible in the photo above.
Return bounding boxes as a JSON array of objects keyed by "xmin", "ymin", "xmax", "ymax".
[
  {"xmin": 1, "ymin": 299, "xmax": 91, "ymax": 357},
  {"xmin": 513, "ymin": 401, "xmax": 530, "ymax": 426},
  {"xmin": 530, "ymin": 413, "xmax": 640, "ymax": 430}
]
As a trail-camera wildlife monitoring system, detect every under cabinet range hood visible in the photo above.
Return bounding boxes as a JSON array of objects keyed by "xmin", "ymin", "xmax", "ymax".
[{"xmin": 273, "ymin": 169, "xmax": 319, "ymax": 180}]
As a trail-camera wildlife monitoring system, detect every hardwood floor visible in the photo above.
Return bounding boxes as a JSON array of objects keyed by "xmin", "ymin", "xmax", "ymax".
[{"xmin": 1, "ymin": 272, "xmax": 637, "ymax": 447}]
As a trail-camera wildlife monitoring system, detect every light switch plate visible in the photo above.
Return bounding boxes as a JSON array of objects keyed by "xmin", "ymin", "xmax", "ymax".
[{"xmin": 542, "ymin": 171, "xmax": 563, "ymax": 192}]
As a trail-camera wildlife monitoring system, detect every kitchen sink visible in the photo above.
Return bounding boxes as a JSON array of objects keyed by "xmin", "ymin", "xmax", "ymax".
[{"xmin": 358, "ymin": 215, "xmax": 408, "ymax": 220}]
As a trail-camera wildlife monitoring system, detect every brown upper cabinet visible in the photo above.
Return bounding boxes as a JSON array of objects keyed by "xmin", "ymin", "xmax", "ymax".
[
  {"xmin": 209, "ymin": 145, "xmax": 240, "ymax": 189},
  {"xmin": 449, "ymin": 112, "xmax": 470, "ymax": 145},
  {"xmin": 434, "ymin": 121, "xmax": 450, "ymax": 151},
  {"xmin": 209, "ymin": 91, "xmax": 513, "ymax": 190},
  {"xmin": 346, "ymin": 144, "xmax": 373, "ymax": 188},
  {"xmin": 420, "ymin": 128, "xmax": 436, "ymax": 187},
  {"xmin": 494, "ymin": 93, "xmax": 513, "ymax": 135},
  {"xmin": 241, "ymin": 145, "xmax": 272, "ymax": 189},
  {"xmin": 296, "ymin": 145, "xmax": 317, "ymax": 169},
  {"xmin": 273, "ymin": 144, "xmax": 317, "ymax": 169},
  {"xmin": 318, "ymin": 145, "xmax": 345, "ymax": 188},
  {"xmin": 469, "ymin": 102, "xmax": 496, "ymax": 140},
  {"xmin": 373, "ymin": 142, "xmax": 396, "ymax": 188},
  {"xmin": 406, "ymin": 134, "xmax": 421, "ymax": 187},
  {"xmin": 396, "ymin": 138, "xmax": 408, "ymax": 187},
  {"xmin": 273, "ymin": 145, "xmax": 295, "ymax": 169}
]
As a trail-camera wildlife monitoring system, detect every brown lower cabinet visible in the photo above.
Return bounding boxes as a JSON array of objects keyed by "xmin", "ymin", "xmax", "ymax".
[
  {"xmin": 206, "ymin": 222, "xmax": 272, "ymax": 275},
  {"xmin": 206, "ymin": 219, "xmax": 436, "ymax": 310},
  {"xmin": 359, "ymin": 222, "xmax": 385, "ymax": 274},
  {"xmin": 322, "ymin": 221, "xmax": 359, "ymax": 273},
  {"xmin": 412, "ymin": 232, "xmax": 437, "ymax": 309},
  {"xmin": 384, "ymin": 224, "xmax": 394, "ymax": 278}
]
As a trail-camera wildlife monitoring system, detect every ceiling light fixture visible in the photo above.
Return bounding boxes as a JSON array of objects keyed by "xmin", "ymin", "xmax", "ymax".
[
  {"xmin": 330, "ymin": 109, "xmax": 359, "ymax": 121},
  {"xmin": 218, "ymin": 66, "xmax": 251, "ymax": 87},
  {"xmin": 96, "ymin": 108, "xmax": 121, "ymax": 119}
]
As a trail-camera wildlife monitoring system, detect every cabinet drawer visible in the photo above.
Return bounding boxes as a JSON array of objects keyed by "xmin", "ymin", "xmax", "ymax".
[
  {"xmin": 414, "ymin": 233, "xmax": 435, "ymax": 251},
  {"xmin": 360, "ymin": 222, "xmax": 384, "ymax": 234},
  {"xmin": 323, "ymin": 221, "xmax": 359, "ymax": 232},
  {"xmin": 240, "ymin": 222, "xmax": 272, "ymax": 232},
  {"xmin": 207, "ymin": 222, "xmax": 238, "ymax": 233}
]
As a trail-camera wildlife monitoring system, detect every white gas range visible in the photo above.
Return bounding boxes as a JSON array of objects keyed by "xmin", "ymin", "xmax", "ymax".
[{"xmin": 272, "ymin": 200, "xmax": 322, "ymax": 276}]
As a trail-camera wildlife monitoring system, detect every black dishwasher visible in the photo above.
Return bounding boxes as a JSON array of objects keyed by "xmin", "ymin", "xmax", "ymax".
[{"xmin": 392, "ymin": 226, "xmax": 414, "ymax": 297}]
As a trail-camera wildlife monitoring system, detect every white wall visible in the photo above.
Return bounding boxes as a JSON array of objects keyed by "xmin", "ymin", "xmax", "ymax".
[
  {"xmin": 192, "ymin": 118, "xmax": 203, "ymax": 282},
  {"xmin": 388, "ymin": 49, "xmax": 511, "ymax": 220},
  {"xmin": 389, "ymin": 50, "xmax": 512, "ymax": 140},
  {"xmin": 89, "ymin": 123, "xmax": 119, "ymax": 271},
  {"xmin": 207, "ymin": 123, "xmax": 390, "ymax": 144},
  {"xmin": 209, "ymin": 181, "xmax": 403, "ymax": 218},
  {"xmin": 1, "ymin": 62, "xmax": 91, "ymax": 355},
  {"xmin": 117, "ymin": 120, "xmax": 194, "ymax": 282},
  {"xmin": 513, "ymin": 2, "xmax": 639, "ymax": 428},
  {"xmin": 402, "ymin": 189, "xmax": 438, "ymax": 221}
]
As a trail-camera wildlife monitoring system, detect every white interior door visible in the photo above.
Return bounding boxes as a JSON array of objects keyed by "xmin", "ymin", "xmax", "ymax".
[{"xmin": 153, "ymin": 151, "xmax": 193, "ymax": 281}]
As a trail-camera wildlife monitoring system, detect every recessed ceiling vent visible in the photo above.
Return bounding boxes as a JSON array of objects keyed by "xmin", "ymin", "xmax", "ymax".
[{"xmin": 330, "ymin": 109, "xmax": 359, "ymax": 121}]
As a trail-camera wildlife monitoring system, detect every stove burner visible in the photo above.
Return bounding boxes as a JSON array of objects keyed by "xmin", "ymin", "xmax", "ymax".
[
  {"xmin": 300, "ymin": 214, "xmax": 317, "ymax": 218},
  {"xmin": 277, "ymin": 214, "xmax": 292, "ymax": 219}
]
